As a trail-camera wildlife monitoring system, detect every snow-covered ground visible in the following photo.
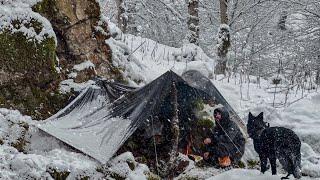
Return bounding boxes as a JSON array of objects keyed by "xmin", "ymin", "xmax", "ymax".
[
  {"xmin": 207, "ymin": 169, "xmax": 316, "ymax": 180},
  {"xmin": 107, "ymin": 30, "xmax": 320, "ymax": 179},
  {"xmin": 0, "ymin": 109, "xmax": 151, "ymax": 179},
  {"xmin": 206, "ymin": 78, "xmax": 320, "ymax": 179},
  {"xmin": 1, "ymin": 19, "xmax": 320, "ymax": 178}
]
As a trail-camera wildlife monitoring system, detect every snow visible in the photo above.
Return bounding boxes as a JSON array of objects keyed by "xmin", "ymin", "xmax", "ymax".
[
  {"xmin": 0, "ymin": 1, "xmax": 57, "ymax": 44},
  {"xmin": 176, "ymin": 165, "xmax": 221, "ymax": 179},
  {"xmin": 106, "ymin": 32, "xmax": 214, "ymax": 85},
  {"xmin": 60, "ymin": 61, "xmax": 97, "ymax": 94},
  {"xmin": 106, "ymin": 32, "xmax": 320, "ymax": 179},
  {"xmin": 219, "ymin": 23, "xmax": 230, "ymax": 31},
  {"xmin": 279, "ymin": 93, "xmax": 320, "ymax": 152},
  {"xmin": 287, "ymin": 13, "xmax": 307, "ymax": 31},
  {"xmin": 206, "ymin": 169, "xmax": 315, "ymax": 180},
  {"xmin": 0, "ymin": 0, "xmax": 42, "ymax": 6},
  {"xmin": 105, "ymin": 17, "xmax": 122, "ymax": 38},
  {"xmin": 59, "ymin": 79, "xmax": 96, "ymax": 93},
  {"xmin": 1, "ymin": 30, "xmax": 318, "ymax": 178},
  {"xmin": 72, "ymin": 60, "xmax": 95, "ymax": 71},
  {"xmin": 0, "ymin": 144, "xmax": 105, "ymax": 179},
  {"xmin": 0, "ymin": 108, "xmax": 152, "ymax": 179},
  {"xmin": 301, "ymin": 143, "xmax": 320, "ymax": 178},
  {"xmin": 106, "ymin": 152, "xmax": 149, "ymax": 180},
  {"xmin": 0, "ymin": 109, "xmax": 104, "ymax": 180},
  {"xmin": 67, "ymin": 72, "xmax": 78, "ymax": 79},
  {"xmin": 1, "ymin": 11, "xmax": 320, "ymax": 178},
  {"xmin": 208, "ymin": 77, "xmax": 320, "ymax": 178}
]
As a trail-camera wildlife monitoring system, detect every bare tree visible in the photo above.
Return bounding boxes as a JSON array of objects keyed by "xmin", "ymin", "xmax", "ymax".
[{"xmin": 104, "ymin": 0, "xmax": 320, "ymax": 91}]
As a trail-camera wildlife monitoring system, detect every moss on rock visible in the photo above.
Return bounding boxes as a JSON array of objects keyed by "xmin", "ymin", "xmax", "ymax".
[
  {"xmin": 146, "ymin": 172, "xmax": 161, "ymax": 180},
  {"xmin": 0, "ymin": 30, "xmax": 56, "ymax": 82},
  {"xmin": 0, "ymin": 82, "xmax": 69, "ymax": 119},
  {"xmin": 247, "ymin": 159, "xmax": 260, "ymax": 169},
  {"xmin": 237, "ymin": 160, "xmax": 246, "ymax": 168},
  {"xmin": 32, "ymin": 0, "xmax": 68, "ymax": 27},
  {"xmin": 0, "ymin": 23, "xmax": 68, "ymax": 119},
  {"xmin": 193, "ymin": 99, "xmax": 205, "ymax": 111}
]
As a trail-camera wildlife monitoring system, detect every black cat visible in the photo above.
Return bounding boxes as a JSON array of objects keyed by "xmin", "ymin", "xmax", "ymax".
[{"xmin": 247, "ymin": 112, "xmax": 302, "ymax": 179}]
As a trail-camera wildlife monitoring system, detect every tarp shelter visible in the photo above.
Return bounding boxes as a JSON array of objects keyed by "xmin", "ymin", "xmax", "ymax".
[{"xmin": 37, "ymin": 70, "xmax": 246, "ymax": 164}]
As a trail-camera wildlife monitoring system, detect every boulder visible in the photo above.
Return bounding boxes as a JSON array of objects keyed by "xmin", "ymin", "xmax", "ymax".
[
  {"xmin": 32, "ymin": 0, "xmax": 124, "ymax": 82},
  {"xmin": 0, "ymin": 7, "xmax": 68, "ymax": 119}
]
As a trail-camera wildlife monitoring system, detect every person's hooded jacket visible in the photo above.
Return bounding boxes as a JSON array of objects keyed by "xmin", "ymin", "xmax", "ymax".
[{"xmin": 209, "ymin": 107, "xmax": 245, "ymax": 163}]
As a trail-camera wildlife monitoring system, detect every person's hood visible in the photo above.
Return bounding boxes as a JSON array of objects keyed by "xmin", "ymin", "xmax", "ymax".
[{"xmin": 214, "ymin": 107, "xmax": 231, "ymax": 128}]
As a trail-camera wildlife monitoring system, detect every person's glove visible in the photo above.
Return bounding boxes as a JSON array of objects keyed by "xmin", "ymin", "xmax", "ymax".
[
  {"xmin": 203, "ymin": 152, "xmax": 210, "ymax": 160},
  {"xmin": 204, "ymin": 138, "xmax": 212, "ymax": 145}
]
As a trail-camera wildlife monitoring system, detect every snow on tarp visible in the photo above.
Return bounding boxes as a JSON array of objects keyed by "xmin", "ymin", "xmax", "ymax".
[
  {"xmin": 36, "ymin": 80, "xmax": 136, "ymax": 164},
  {"xmin": 37, "ymin": 71, "xmax": 246, "ymax": 164}
]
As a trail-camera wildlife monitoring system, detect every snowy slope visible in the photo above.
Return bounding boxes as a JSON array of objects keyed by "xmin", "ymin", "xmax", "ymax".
[{"xmin": 106, "ymin": 21, "xmax": 215, "ymax": 85}]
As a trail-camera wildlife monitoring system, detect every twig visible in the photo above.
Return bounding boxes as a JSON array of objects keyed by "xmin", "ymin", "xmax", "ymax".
[{"xmin": 127, "ymin": 40, "xmax": 147, "ymax": 61}]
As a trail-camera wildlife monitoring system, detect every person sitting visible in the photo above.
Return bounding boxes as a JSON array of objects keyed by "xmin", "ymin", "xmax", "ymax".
[{"xmin": 203, "ymin": 107, "xmax": 245, "ymax": 168}]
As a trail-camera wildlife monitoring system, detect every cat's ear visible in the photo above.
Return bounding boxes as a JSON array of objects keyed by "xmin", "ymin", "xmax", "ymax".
[
  {"xmin": 258, "ymin": 112, "xmax": 263, "ymax": 119},
  {"xmin": 249, "ymin": 112, "xmax": 253, "ymax": 119}
]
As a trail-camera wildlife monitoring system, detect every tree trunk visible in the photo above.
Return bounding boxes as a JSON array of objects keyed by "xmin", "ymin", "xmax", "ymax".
[
  {"xmin": 278, "ymin": 10, "xmax": 288, "ymax": 30},
  {"xmin": 187, "ymin": 0, "xmax": 199, "ymax": 45},
  {"xmin": 116, "ymin": 0, "xmax": 127, "ymax": 33},
  {"xmin": 167, "ymin": 82, "xmax": 180, "ymax": 178},
  {"xmin": 316, "ymin": 68, "xmax": 320, "ymax": 85},
  {"xmin": 215, "ymin": 56, "xmax": 227, "ymax": 75},
  {"xmin": 316, "ymin": 56, "xmax": 320, "ymax": 85},
  {"xmin": 215, "ymin": 0, "xmax": 230, "ymax": 75},
  {"xmin": 220, "ymin": 0, "xmax": 228, "ymax": 24}
]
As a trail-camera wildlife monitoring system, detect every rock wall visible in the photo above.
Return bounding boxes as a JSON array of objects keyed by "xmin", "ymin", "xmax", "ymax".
[
  {"xmin": 32, "ymin": 0, "xmax": 123, "ymax": 82},
  {"xmin": 0, "ymin": 0, "xmax": 124, "ymax": 119},
  {"xmin": 0, "ymin": 8, "xmax": 68, "ymax": 120}
]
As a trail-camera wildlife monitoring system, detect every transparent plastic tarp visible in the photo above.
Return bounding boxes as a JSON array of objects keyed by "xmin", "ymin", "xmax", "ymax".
[{"xmin": 38, "ymin": 71, "xmax": 245, "ymax": 164}]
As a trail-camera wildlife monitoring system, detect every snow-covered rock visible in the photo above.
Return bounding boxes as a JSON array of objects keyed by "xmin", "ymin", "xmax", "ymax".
[{"xmin": 0, "ymin": 0, "xmax": 56, "ymax": 43}]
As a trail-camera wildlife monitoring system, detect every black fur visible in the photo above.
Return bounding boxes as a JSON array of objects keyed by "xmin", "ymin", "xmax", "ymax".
[{"xmin": 247, "ymin": 112, "xmax": 302, "ymax": 179}]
